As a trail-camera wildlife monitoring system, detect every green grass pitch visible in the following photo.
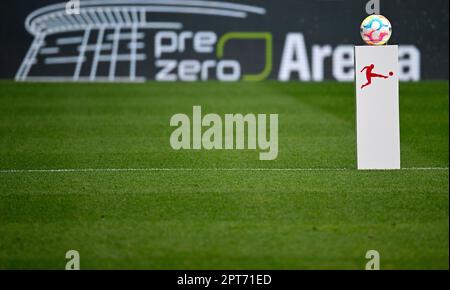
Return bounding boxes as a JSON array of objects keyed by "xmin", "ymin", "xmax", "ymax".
[{"xmin": 0, "ymin": 80, "xmax": 448, "ymax": 269}]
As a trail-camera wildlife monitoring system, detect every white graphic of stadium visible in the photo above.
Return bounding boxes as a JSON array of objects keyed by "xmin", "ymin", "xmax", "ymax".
[{"xmin": 16, "ymin": 0, "xmax": 265, "ymax": 82}]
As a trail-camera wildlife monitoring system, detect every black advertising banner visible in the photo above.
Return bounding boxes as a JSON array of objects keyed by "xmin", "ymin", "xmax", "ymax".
[{"xmin": 0, "ymin": 0, "xmax": 448, "ymax": 82}]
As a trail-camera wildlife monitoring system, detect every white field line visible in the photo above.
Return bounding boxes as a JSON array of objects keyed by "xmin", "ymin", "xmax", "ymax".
[
  {"xmin": 0, "ymin": 167, "xmax": 448, "ymax": 174},
  {"xmin": 45, "ymin": 56, "xmax": 84, "ymax": 65},
  {"xmin": 129, "ymin": 24, "xmax": 138, "ymax": 81}
]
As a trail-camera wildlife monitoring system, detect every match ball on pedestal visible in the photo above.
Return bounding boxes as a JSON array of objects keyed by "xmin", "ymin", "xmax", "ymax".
[{"xmin": 360, "ymin": 15, "xmax": 392, "ymax": 46}]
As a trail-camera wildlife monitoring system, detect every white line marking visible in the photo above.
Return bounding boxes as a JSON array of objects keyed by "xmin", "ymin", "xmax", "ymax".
[
  {"xmin": 83, "ymin": 9, "xmax": 98, "ymax": 25},
  {"xmin": 80, "ymin": 12, "xmax": 94, "ymax": 26},
  {"xmin": 105, "ymin": 8, "xmax": 117, "ymax": 25},
  {"xmin": 97, "ymin": 8, "xmax": 109, "ymax": 25},
  {"xmin": 401, "ymin": 167, "xmax": 450, "ymax": 171},
  {"xmin": 88, "ymin": 9, "xmax": 101, "ymax": 25},
  {"xmin": 99, "ymin": 53, "xmax": 146, "ymax": 62},
  {"xmin": 113, "ymin": 8, "xmax": 125, "ymax": 25},
  {"xmin": 23, "ymin": 76, "xmax": 147, "ymax": 82},
  {"xmin": 106, "ymin": 32, "xmax": 144, "ymax": 41},
  {"xmin": 73, "ymin": 28, "xmax": 91, "ymax": 81},
  {"xmin": 55, "ymin": 14, "xmax": 71, "ymax": 28},
  {"xmin": 40, "ymin": 47, "xmax": 60, "ymax": 55},
  {"xmin": 131, "ymin": 8, "xmax": 139, "ymax": 25},
  {"xmin": 122, "ymin": 8, "xmax": 132, "ymax": 25},
  {"xmin": 56, "ymin": 36, "xmax": 83, "ymax": 45},
  {"xmin": 62, "ymin": 13, "xmax": 78, "ymax": 27},
  {"xmin": 45, "ymin": 56, "xmax": 84, "ymax": 64},
  {"xmin": 0, "ymin": 168, "xmax": 448, "ymax": 174},
  {"xmin": 90, "ymin": 26, "xmax": 106, "ymax": 81},
  {"xmin": 74, "ymin": 13, "xmax": 88, "ymax": 26},
  {"xmin": 140, "ymin": 8, "xmax": 146, "ymax": 25},
  {"xmin": 80, "ymin": 44, "xmax": 113, "ymax": 52}
]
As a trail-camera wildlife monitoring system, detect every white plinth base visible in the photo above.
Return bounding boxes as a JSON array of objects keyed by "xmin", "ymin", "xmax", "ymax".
[{"xmin": 355, "ymin": 45, "xmax": 401, "ymax": 170}]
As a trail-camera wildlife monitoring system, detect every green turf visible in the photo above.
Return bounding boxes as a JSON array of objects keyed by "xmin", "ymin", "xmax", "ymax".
[{"xmin": 0, "ymin": 80, "xmax": 448, "ymax": 269}]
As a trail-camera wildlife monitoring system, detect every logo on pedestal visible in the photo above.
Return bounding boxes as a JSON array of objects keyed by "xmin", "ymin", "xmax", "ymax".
[{"xmin": 360, "ymin": 64, "xmax": 394, "ymax": 89}]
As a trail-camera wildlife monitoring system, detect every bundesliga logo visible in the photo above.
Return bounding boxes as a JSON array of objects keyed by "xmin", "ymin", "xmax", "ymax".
[{"xmin": 360, "ymin": 64, "xmax": 394, "ymax": 89}]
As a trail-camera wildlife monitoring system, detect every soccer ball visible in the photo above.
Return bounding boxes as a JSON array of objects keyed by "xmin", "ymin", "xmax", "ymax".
[{"xmin": 360, "ymin": 15, "xmax": 392, "ymax": 46}]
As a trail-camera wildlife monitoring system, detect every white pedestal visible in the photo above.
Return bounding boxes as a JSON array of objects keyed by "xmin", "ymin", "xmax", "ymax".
[{"xmin": 355, "ymin": 45, "xmax": 401, "ymax": 170}]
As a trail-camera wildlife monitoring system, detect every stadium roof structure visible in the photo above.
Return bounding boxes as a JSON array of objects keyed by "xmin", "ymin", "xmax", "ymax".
[
  {"xmin": 25, "ymin": 0, "xmax": 266, "ymax": 36},
  {"xmin": 16, "ymin": 0, "xmax": 266, "ymax": 82}
]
